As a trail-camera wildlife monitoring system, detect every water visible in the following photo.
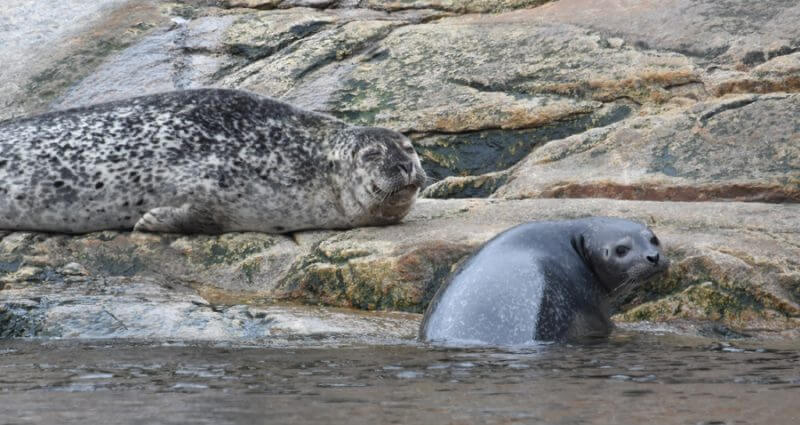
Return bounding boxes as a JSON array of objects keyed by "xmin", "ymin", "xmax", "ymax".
[{"xmin": 1, "ymin": 332, "xmax": 798, "ymax": 425}]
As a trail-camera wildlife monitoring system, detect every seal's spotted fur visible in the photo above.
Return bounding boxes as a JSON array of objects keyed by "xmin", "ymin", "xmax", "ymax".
[{"xmin": 0, "ymin": 89, "xmax": 426, "ymax": 234}]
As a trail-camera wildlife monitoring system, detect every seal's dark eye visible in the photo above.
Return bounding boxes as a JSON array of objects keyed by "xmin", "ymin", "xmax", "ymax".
[
  {"xmin": 650, "ymin": 236, "xmax": 660, "ymax": 246},
  {"xmin": 403, "ymin": 146, "xmax": 416, "ymax": 154},
  {"xmin": 615, "ymin": 246, "xmax": 630, "ymax": 257}
]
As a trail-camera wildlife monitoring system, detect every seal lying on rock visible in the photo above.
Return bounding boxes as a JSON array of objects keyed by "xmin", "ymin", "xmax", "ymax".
[
  {"xmin": 0, "ymin": 89, "xmax": 426, "ymax": 234},
  {"xmin": 420, "ymin": 217, "xmax": 669, "ymax": 345}
]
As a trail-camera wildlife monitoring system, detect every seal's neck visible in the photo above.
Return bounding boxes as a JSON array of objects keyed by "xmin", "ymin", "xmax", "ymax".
[{"xmin": 570, "ymin": 232, "xmax": 611, "ymax": 295}]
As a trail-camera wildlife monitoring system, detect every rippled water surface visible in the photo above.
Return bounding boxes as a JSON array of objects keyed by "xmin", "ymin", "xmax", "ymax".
[{"xmin": 1, "ymin": 332, "xmax": 799, "ymax": 425}]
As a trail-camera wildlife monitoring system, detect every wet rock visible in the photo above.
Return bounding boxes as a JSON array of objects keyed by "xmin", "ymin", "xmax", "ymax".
[
  {"xmin": 0, "ymin": 232, "xmax": 305, "ymax": 296},
  {"xmin": 53, "ymin": 14, "xmax": 243, "ymax": 109},
  {"xmin": 0, "ymin": 0, "xmax": 169, "ymax": 120},
  {"xmin": 2, "ymin": 199, "xmax": 797, "ymax": 336},
  {"xmin": 2, "ymin": 0, "xmax": 799, "ymax": 340},
  {"xmin": 494, "ymin": 94, "xmax": 800, "ymax": 202},
  {"xmin": 415, "ymin": 103, "xmax": 633, "ymax": 181},
  {"xmin": 0, "ymin": 276, "xmax": 418, "ymax": 340}
]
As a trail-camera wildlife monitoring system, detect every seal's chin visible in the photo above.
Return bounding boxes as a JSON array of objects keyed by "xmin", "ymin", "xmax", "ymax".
[
  {"xmin": 367, "ymin": 183, "xmax": 420, "ymax": 223},
  {"xmin": 613, "ymin": 261, "xmax": 669, "ymax": 295}
]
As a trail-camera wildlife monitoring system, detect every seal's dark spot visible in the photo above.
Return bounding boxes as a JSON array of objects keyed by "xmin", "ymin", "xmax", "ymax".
[
  {"xmin": 54, "ymin": 181, "xmax": 64, "ymax": 188},
  {"xmin": 95, "ymin": 182, "xmax": 104, "ymax": 189}
]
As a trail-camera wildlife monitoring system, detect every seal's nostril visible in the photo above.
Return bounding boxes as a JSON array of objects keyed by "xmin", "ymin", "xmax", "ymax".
[
  {"xmin": 398, "ymin": 162, "xmax": 412, "ymax": 175},
  {"xmin": 646, "ymin": 253, "xmax": 659, "ymax": 265}
]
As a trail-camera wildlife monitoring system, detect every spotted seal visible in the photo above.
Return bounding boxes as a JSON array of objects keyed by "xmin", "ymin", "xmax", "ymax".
[
  {"xmin": 0, "ymin": 88, "xmax": 426, "ymax": 234},
  {"xmin": 420, "ymin": 217, "xmax": 669, "ymax": 345}
]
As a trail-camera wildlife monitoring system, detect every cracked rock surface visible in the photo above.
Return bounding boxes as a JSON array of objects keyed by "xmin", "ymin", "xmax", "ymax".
[{"xmin": 1, "ymin": 0, "xmax": 798, "ymax": 340}]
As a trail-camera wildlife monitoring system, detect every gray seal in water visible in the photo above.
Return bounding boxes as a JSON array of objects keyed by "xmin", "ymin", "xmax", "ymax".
[
  {"xmin": 420, "ymin": 217, "xmax": 669, "ymax": 345},
  {"xmin": 0, "ymin": 88, "xmax": 426, "ymax": 234}
]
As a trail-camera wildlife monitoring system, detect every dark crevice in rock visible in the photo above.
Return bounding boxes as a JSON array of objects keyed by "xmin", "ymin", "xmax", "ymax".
[
  {"xmin": 535, "ymin": 182, "xmax": 800, "ymax": 203},
  {"xmin": 767, "ymin": 44, "xmax": 800, "ymax": 60},
  {"xmin": 411, "ymin": 103, "xmax": 633, "ymax": 181},
  {"xmin": 596, "ymin": 95, "xmax": 643, "ymax": 106},
  {"xmin": 712, "ymin": 77, "xmax": 800, "ymax": 97},
  {"xmin": 449, "ymin": 71, "xmax": 701, "ymax": 107},
  {"xmin": 741, "ymin": 45, "xmax": 800, "ymax": 67},
  {"xmin": 447, "ymin": 76, "xmax": 528, "ymax": 98},
  {"xmin": 668, "ymin": 45, "xmax": 731, "ymax": 62},
  {"xmin": 664, "ymin": 81, "xmax": 708, "ymax": 93},
  {"xmin": 421, "ymin": 172, "xmax": 509, "ymax": 199},
  {"xmin": 698, "ymin": 97, "xmax": 758, "ymax": 122},
  {"xmin": 219, "ymin": 0, "xmax": 553, "ymax": 14},
  {"xmin": 225, "ymin": 19, "xmax": 333, "ymax": 61},
  {"xmin": 102, "ymin": 308, "xmax": 129, "ymax": 330},
  {"xmin": 283, "ymin": 22, "xmax": 404, "ymax": 82}
]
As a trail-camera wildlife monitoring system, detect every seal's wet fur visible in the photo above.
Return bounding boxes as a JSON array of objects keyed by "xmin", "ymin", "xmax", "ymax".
[{"xmin": 420, "ymin": 218, "xmax": 669, "ymax": 345}]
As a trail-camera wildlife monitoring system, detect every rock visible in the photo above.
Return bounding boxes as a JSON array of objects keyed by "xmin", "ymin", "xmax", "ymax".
[
  {"xmin": 0, "ymin": 0, "xmax": 169, "ymax": 120},
  {"xmin": 361, "ymin": 0, "xmax": 552, "ymax": 14},
  {"xmin": 222, "ymin": 0, "xmax": 552, "ymax": 14},
  {"xmin": 53, "ymin": 14, "xmax": 243, "ymax": 109},
  {"xmin": 2, "ymin": 199, "xmax": 798, "ymax": 337},
  {"xmin": 223, "ymin": 19, "xmax": 401, "ymax": 102},
  {"xmin": 0, "ymin": 276, "xmax": 418, "ymax": 340},
  {"xmin": 2, "ymin": 0, "xmax": 799, "ymax": 339},
  {"xmin": 221, "ymin": 8, "xmax": 338, "ymax": 60},
  {"xmin": 235, "ymin": 14, "xmax": 695, "ymax": 178},
  {"xmin": 493, "ymin": 0, "xmax": 800, "ymax": 68},
  {"xmin": 493, "ymin": 93, "xmax": 800, "ymax": 202},
  {"xmin": 0, "ymin": 231, "xmax": 305, "ymax": 296},
  {"xmin": 421, "ymin": 172, "xmax": 508, "ymax": 199},
  {"xmin": 706, "ymin": 52, "xmax": 800, "ymax": 96}
]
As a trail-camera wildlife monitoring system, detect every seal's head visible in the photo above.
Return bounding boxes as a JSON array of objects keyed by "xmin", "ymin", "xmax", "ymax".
[
  {"xmin": 335, "ymin": 126, "xmax": 427, "ymax": 225},
  {"xmin": 574, "ymin": 218, "xmax": 669, "ymax": 295}
]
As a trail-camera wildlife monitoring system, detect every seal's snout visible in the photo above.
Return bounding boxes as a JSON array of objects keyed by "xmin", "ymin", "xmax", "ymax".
[
  {"xmin": 646, "ymin": 252, "xmax": 660, "ymax": 265},
  {"xmin": 397, "ymin": 161, "xmax": 413, "ymax": 176}
]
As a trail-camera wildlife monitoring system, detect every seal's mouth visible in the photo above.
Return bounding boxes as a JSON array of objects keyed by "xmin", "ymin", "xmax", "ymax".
[
  {"xmin": 610, "ymin": 258, "xmax": 670, "ymax": 297},
  {"xmin": 367, "ymin": 182, "xmax": 420, "ymax": 223},
  {"xmin": 370, "ymin": 182, "xmax": 420, "ymax": 202}
]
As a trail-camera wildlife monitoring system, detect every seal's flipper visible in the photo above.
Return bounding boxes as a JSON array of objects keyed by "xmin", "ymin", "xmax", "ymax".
[{"xmin": 134, "ymin": 204, "xmax": 225, "ymax": 234}]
